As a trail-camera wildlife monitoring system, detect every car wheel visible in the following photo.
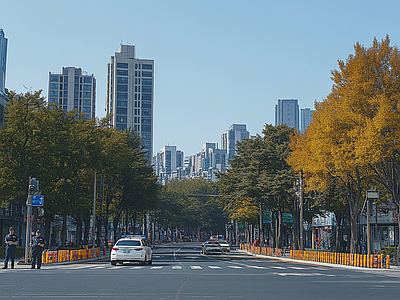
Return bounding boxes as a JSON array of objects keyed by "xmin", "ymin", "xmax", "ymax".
[
  {"xmin": 141, "ymin": 257, "xmax": 147, "ymax": 266},
  {"xmin": 148, "ymin": 258, "xmax": 153, "ymax": 265},
  {"xmin": 111, "ymin": 261, "xmax": 117, "ymax": 266}
]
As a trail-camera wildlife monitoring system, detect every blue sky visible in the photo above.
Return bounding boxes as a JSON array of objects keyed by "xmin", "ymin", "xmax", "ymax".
[{"xmin": 2, "ymin": 0, "xmax": 400, "ymax": 156}]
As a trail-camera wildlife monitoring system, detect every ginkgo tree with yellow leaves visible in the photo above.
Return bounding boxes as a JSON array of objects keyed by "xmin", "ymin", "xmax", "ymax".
[{"xmin": 288, "ymin": 35, "xmax": 400, "ymax": 254}]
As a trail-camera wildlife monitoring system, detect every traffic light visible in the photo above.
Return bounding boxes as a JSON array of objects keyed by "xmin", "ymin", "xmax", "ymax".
[{"xmin": 29, "ymin": 185, "xmax": 35, "ymax": 195}]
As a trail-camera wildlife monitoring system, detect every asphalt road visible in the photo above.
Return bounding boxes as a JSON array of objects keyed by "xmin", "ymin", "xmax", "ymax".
[{"xmin": 1, "ymin": 243, "xmax": 399, "ymax": 299}]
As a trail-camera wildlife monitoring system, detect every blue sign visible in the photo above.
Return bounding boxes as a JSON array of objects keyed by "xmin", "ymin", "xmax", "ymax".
[{"xmin": 31, "ymin": 195, "xmax": 44, "ymax": 206}]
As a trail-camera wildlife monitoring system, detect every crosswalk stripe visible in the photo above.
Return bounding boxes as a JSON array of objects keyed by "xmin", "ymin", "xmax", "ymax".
[
  {"xmin": 172, "ymin": 266, "xmax": 182, "ymax": 269},
  {"xmin": 190, "ymin": 266, "xmax": 202, "ymax": 269},
  {"xmin": 208, "ymin": 266, "xmax": 221, "ymax": 269}
]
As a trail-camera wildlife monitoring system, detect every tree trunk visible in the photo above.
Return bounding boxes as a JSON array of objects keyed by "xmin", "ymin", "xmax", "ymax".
[
  {"xmin": 43, "ymin": 211, "xmax": 52, "ymax": 248},
  {"xmin": 334, "ymin": 210, "xmax": 342, "ymax": 252},
  {"xmin": 61, "ymin": 214, "xmax": 67, "ymax": 247},
  {"xmin": 83, "ymin": 210, "xmax": 90, "ymax": 245},
  {"xmin": 259, "ymin": 203, "xmax": 263, "ymax": 245}
]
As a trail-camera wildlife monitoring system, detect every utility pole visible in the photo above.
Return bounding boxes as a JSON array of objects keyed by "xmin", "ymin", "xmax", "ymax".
[
  {"xmin": 299, "ymin": 169, "xmax": 304, "ymax": 251},
  {"xmin": 24, "ymin": 176, "xmax": 32, "ymax": 264},
  {"xmin": 366, "ymin": 190, "xmax": 378, "ymax": 256}
]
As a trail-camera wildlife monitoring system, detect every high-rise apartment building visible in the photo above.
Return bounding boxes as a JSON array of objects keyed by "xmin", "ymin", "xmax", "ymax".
[
  {"xmin": 300, "ymin": 108, "xmax": 315, "ymax": 132},
  {"xmin": 106, "ymin": 45, "xmax": 154, "ymax": 160},
  {"xmin": 48, "ymin": 67, "xmax": 96, "ymax": 120},
  {"xmin": 221, "ymin": 124, "xmax": 250, "ymax": 161},
  {"xmin": 0, "ymin": 29, "xmax": 8, "ymax": 126},
  {"xmin": 275, "ymin": 99, "xmax": 299, "ymax": 131},
  {"xmin": 0, "ymin": 29, "xmax": 7, "ymax": 92},
  {"xmin": 153, "ymin": 145, "xmax": 184, "ymax": 184}
]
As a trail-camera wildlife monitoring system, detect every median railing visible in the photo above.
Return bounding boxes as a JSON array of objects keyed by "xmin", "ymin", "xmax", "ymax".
[
  {"xmin": 41, "ymin": 248, "xmax": 104, "ymax": 264},
  {"xmin": 241, "ymin": 244, "xmax": 390, "ymax": 269}
]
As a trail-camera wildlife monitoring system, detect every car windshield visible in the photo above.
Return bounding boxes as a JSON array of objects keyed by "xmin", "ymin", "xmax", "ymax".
[{"xmin": 116, "ymin": 240, "xmax": 141, "ymax": 246}]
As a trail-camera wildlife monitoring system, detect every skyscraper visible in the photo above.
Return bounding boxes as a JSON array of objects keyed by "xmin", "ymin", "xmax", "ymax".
[
  {"xmin": 0, "ymin": 29, "xmax": 8, "ymax": 126},
  {"xmin": 48, "ymin": 67, "xmax": 96, "ymax": 120},
  {"xmin": 221, "ymin": 124, "xmax": 250, "ymax": 161},
  {"xmin": 300, "ymin": 108, "xmax": 315, "ymax": 132},
  {"xmin": 275, "ymin": 99, "xmax": 299, "ymax": 131},
  {"xmin": 106, "ymin": 45, "xmax": 154, "ymax": 160}
]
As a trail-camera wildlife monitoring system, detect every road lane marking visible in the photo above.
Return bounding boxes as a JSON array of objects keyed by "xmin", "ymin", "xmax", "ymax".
[
  {"xmin": 190, "ymin": 266, "xmax": 202, "ymax": 269},
  {"xmin": 289, "ymin": 266, "xmax": 307, "ymax": 270},
  {"xmin": 271, "ymin": 266, "xmax": 286, "ymax": 269},
  {"xmin": 208, "ymin": 266, "xmax": 221, "ymax": 269},
  {"xmin": 172, "ymin": 266, "xmax": 182, "ymax": 269},
  {"xmin": 247, "ymin": 265, "xmax": 268, "ymax": 269},
  {"xmin": 150, "ymin": 266, "xmax": 163, "ymax": 269},
  {"xmin": 274, "ymin": 272, "xmax": 336, "ymax": 277},
  {"xmin": 130, "ymin": 266, "xmax": 144, "ymax": 269},
  {"xmin": 227, "ymin": 266, "xmax": 243, "ymax": 269}
]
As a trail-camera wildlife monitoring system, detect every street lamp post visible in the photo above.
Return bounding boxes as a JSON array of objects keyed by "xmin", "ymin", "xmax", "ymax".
[
  {"xmin": 92, "ymin": 170, "xmax": 97, "ymax": 247},
  {"xmin": 24, "ymin": 176, "xmax": 32, "ymax": 264},
  {"xmin": 299, "ymin": 169, "xmax": 304, "ymax": 251}
]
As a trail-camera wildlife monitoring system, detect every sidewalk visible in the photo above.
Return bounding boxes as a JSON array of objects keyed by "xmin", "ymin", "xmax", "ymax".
[
  {"xmin": 8, "ymin": 252, "xmax": 111, "ymax": 269},
  {"xmin": 238, "ymin": 249, "xmax": 400, "ymax": 272}
]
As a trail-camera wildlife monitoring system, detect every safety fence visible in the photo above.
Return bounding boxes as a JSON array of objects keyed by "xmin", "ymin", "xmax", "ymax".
[
  {"xmin": 290, "ymin": 250, "xmax": 390, "ymax": 269},
  {"xmin": 241, "ymin": 244, "xmax": 391, "ymax": 269},
  {"xmin": 42, "ymin": 248, "xmax": 103, "ymax": 264},
  {"xmin": 240, "ymin": 244, "xmax": 287, "ymax": 258}
]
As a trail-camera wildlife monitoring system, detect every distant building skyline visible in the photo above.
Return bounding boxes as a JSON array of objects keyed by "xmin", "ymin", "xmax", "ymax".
[
  {"xmin": 106, "ymin": 44, "xmax": 154, "ymax": 160},
  {"xmin": 221, "ymin": 124, "xmax": 250, "ymax": 162},
  {"xmin": 0, "ymin": 28, "xmax": 8, "ymax": 126},
  {"xmin": 48, "ymin": 67, "xmax": 96, "ymax": 120},
  {"xmin": 301, "ymin": 108, "xmax": 315, "ymax": 132},
  {"xmin": 0, "ymin": 29, "xmax": 7, "ymax": 92},
  {"xmin": 275, "ymin": 99, "xmax": 299, "ymax": 131}
]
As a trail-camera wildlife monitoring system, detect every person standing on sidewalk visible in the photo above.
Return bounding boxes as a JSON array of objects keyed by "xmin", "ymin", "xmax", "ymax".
[
  {"xmin": 30, "ymin": 230, "xmax": 45, "ymax": 269},
  {"xmin": 2, "ymin": 227, "xmax": 18, "ymax": 269}
]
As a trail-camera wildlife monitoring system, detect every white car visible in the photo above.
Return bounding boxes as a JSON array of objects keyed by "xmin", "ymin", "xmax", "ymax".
[
  {"xmin": 110, "ymin": 236, "xmax": 153, "ymax": 265},
  {"xmin": 202, "ymin": 240, "xmax": 222, "ymax": 255},
  {"xmin": 218, "ymin": 240, "xmax": 231, "ymax": 252}
]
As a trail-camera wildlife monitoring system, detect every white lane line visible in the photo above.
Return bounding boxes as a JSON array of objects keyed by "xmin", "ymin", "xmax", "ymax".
[
  {"xmin": 130, "ymin": 266, "xmax": 144, "ymax": 269},
  {"xmin": 172, "ymin": 266, "xmax": 182, "ymax": 269},
  {"xmin": 271, "ymin": 266, "xmax": 286, "ymax": 269},
  {"xmin": 247, "ymin": 265, "xmax": 268, "ymax": 269},
  {"xmin": 289, "ymin": 266, "xmax": 307, "ymax": 270},
  {"xmin": 150, "ymin": 266, "xmax": 163, "ymax": 269},
  {"xmin": 110, "ymin": 266, "xmax": 124, "ymax": 269},
  {"xmin": 92, "ymin": 266, "xmax": 106, "ymax": 269},
  {"xmin": 274, "ymin": 272, "xmax": 336, "ymax": 277},
  {"xmin": 190, "ymin": 266, "xmax": 202, "ymax": 269},
  {"xmin": 208, "ymin": 266, "xmax": 221, "ymax": 269},
  {"xmin": 227, "ymin": 266, "xmax": 243, "ymax": 269}
]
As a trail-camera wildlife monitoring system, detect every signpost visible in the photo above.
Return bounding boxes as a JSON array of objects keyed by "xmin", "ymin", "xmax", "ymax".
[{"xmin": 366, "ymin": 190, "xmax": 379, "ymax": 256}]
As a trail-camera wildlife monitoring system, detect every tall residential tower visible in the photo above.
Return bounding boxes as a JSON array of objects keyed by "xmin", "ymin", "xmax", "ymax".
[
  {"xmin": 275, "ymin": 99, "xmax": 299, "ymax": 131},
  {"xmin": 48, "ymin": 67, "xmax": 96, "ymax": 120},
  {"xmin": 106, "ymin": 45, "xmax": 154, "ymax": 160},
  {"xmin": 0, "ymin": 29, "xmax": 8, "ymax": 126},
  {"xmin": 221, "ymin": 124, "xmax": 250, "ymax": 161}
]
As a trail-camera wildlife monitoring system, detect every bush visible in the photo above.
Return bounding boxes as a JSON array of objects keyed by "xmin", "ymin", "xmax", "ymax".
[{"xmin": 0, "ymin": 246, "xmax": 25, "ymax": 258}]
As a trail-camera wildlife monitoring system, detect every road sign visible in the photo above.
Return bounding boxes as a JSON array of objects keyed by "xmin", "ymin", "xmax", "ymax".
[{"xmin": 31, "ymin": 195, "xmax": 44, "ymax": 206}]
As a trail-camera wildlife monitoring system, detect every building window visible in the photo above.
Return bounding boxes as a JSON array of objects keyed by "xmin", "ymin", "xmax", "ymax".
[
  {"xmin": 117, "ymin": 101, "xmax": 127, "ymax": 107},
  {"xmin": 142, "ymin": 64, "xmax": 152, "ymax": 70},
  {"xmin": 64, "ymin": 76, "xmax": 68, "ymax": 82},
  {"xmin": 117, "ymin": 85, "xmax": 128, "ymax": 92},
  {"xmin": 142, "ymin": 86, "xmax": 152, "ymax": 93},
  {"xmin": 63, "ymin": 83, "xmax": 68, "ymax": 90},
  {"xmin": 117, "ymin": 63, "xmax": 128, "ymax": 69},
  {"xmin": 116, "ymin": 92, "xmax": 128, "ymax": 100},
  {"xmin": 142, "ymin": 94, "xmax": 152, "ymax": 100},
  {"xmin": 141, "ymin": 109, "xmax": 151, "ymax": 116},
  {"xmin": 50, "ymin": 83, "xmax": 58, "ymax": 89},
  {"xmin": 63, "ymin": 91, "xmax": 68, "ymax": 97},
  {"xmin": 49, "ymin": 98, "xmax": 58, "ymax": 103},
  {"xmin": 134, "ymin": 125, "xmax": 140, "ymax": 131},
  {"xmin": 74, "ymin": 84, "xmax": 79, "ymax": 91},
  {"xmin": 117, "ymin": 70, "xmax": 128, "ymax": 76},
  {"xmin": 116, "ymin": 116, "xmax": 127, "ymax": 123},
  {"xmin": 142, "ymin": 79, "xmax": 152, "ymax": 85},
  {"xmin": 50, "ymin": 76, "xmax": 59, "ymax": 82},
  {"xmin": 141, "ymin": 117, "xmax": 151, "ymax": 124},
  {"xmin": 116, "ymin": 124, "xmax": 127, "ymax": 131},
  {"xmin": 74, "ymin": 99, "xmax": 79, "ymax": 105},
  {"xmin": 117, "ymin": 77, "xmax": 128, "ymax": 84},
  {"xmin": 82, "ymin": 107, "xmax": 91, "ymax": 113},
  {"xmin": 142, "ymin": 71, "xmax": 152, "ymax": 77},
  {"xmin": 74, "ymin": 91, "xmax": 79, "ymax": 98},
  {"xmin": 83, "ymin": 99, "xmax": 91, "ymax": 106},
  {"xmin": 83, "ymin": 77, "xmax": 92, "ymax": 83},
  {"xmin": 142, "ymin": 102, "xmax": 151, "ymax": 109},
  {"xmin": 116, "ymin": 108, "xmax": 127, "ymax": 115},
  {"xmin": 83, "ymin": 85, "xmax": 91, "ymax": 91},
  {"xmin": 83, "ymin": 92, "xmax": 91, "ymax": 98},
  {"xmin": 135, "ymin": 71, "xmax": 141, "ymax": 77},
  {"xmin": 141, "ymin": 132, "xmax": 151, "ymax": 139},
  {"xmin": 134, "ymin": 94, "xmax": 137, "ymax": 100}
]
